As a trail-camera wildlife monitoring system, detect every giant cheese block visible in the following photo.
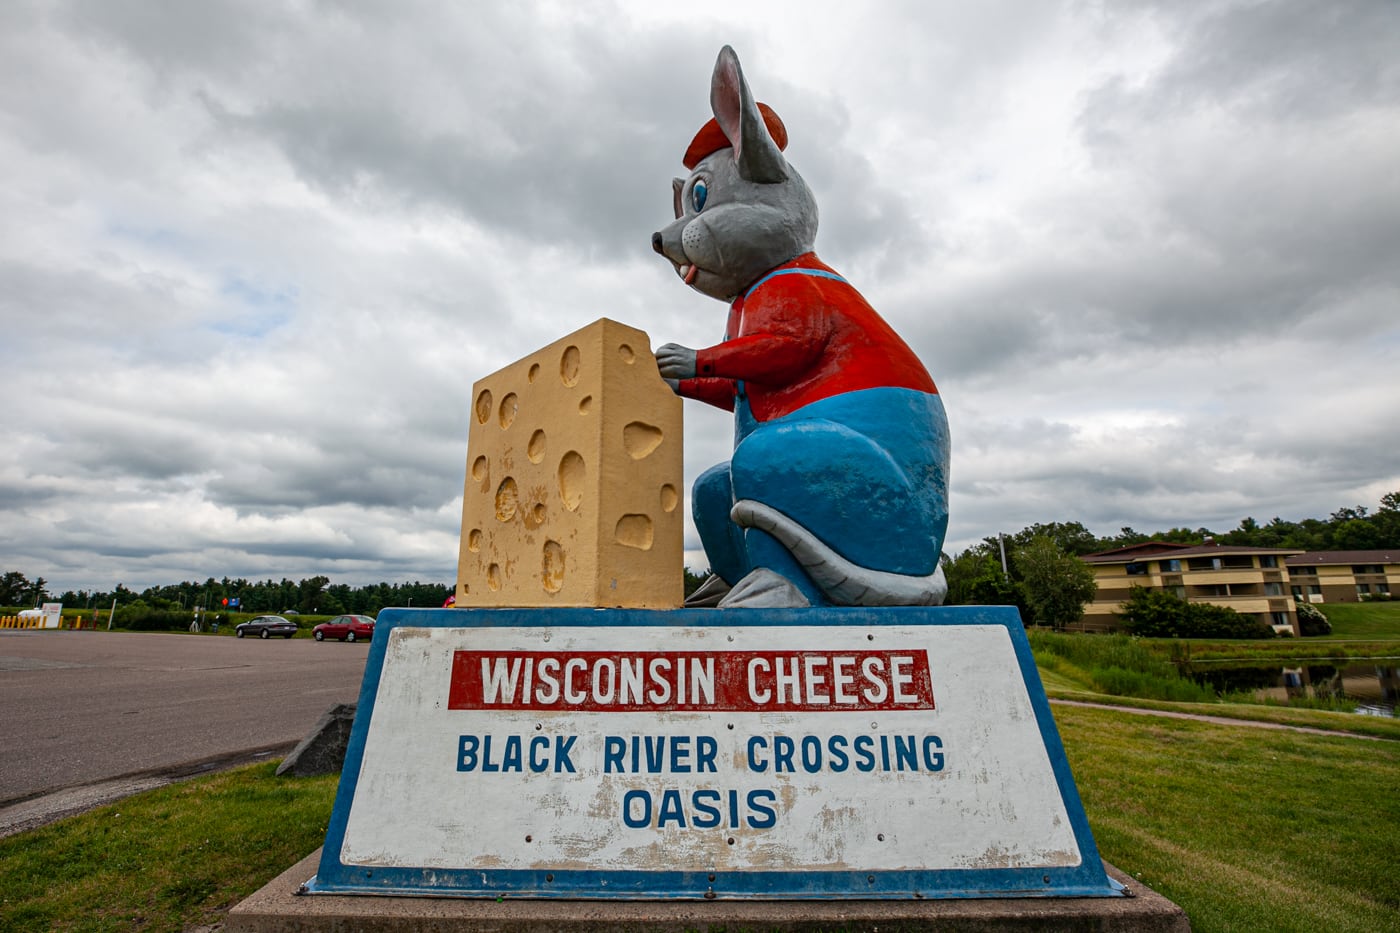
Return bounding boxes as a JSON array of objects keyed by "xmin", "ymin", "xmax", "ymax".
[{"xmin": 456, "ymin": 319, "xmax": 684, "ymax": 608}]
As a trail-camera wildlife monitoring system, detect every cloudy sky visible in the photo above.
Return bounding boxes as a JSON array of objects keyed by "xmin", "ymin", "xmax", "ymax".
[{"xmin": 3, "ymin": 0, "xmax": 1398, "ymax": 595}]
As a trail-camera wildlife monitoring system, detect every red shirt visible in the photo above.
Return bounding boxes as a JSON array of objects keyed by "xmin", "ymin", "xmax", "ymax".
[{"xmin": 679, "ymin": 254, "xmax": 937, "ymax": 422}]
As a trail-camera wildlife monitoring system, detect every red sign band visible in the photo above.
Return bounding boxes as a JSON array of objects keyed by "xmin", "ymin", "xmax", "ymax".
[{"xmin": 447, "ymin": 649, "xmax": 935, "ymax": 712}]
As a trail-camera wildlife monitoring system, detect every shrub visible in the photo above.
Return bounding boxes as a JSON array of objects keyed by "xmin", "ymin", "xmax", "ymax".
[
  {"xmin": 115, "ymin": 601, "xmax": 192, "ymax": 631},
  {"xmin": 1118, "ymin": 586, "xmax": 1274, "ymax": 639},
  {"xmin": 1186, "ymin": 601, "xmax": 1276, "ymax": 639},
  {"xmin": 1296, "ymin": 601, "xmax": 1332, "ymax": 636}
]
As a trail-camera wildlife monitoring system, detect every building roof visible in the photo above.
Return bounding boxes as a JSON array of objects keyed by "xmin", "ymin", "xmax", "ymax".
[
  {"xmin": 1081, "ymin": 542, "xmax": 1303, "ymax": 564},
  {"xmin": 1285, "ymin": 550, "xmax": 1400, "ymax": 567},
  {"xmin": 1079, "ymin": 541, "xmax": 1195, "ymax": 560}
]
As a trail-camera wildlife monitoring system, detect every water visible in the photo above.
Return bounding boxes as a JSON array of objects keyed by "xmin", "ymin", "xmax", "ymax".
[{"xmin": 1184, "ymin": 660, "xmax": 1400, "ymax": 716}]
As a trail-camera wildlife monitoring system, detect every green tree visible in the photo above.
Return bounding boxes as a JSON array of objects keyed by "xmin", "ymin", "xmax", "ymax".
[
  {"xmin": 1006, "ymin": 521, "xmax": 1101, "ymax": 556},
  {"xmin": 1333, "ymin": 518, "xmax": 1382, "ymax": 550},
  {"xmin": 1118, "ymin": 586, "xmax": 1192, "ymax": 638},
  {"xmin": 1106, "ymin": 526, "xmax": 1151, "ymax": 548},
  {"xmin": 1013, "ymin": 537, "xmax": 1098, "ymax": 629},
  {"xmin": 944, "ymin": 550, "xmax": 1022, "ymax": 609},
  {"xmin": 1372, "ymin": 492, "xmax": 1400, "ymax": 547},
  {"xmin": 297, "ymin": 575, "xmax": 330, "ymax": 614},
  {"xmin": 0, "ymin": 571, "xmax": 32, "ymax": 605}
]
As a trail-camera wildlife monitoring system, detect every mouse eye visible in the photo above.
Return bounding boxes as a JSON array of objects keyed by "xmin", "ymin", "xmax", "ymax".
[{"xmin": 691, "ymin": 180, "xmax": 708, "ymax": 213}]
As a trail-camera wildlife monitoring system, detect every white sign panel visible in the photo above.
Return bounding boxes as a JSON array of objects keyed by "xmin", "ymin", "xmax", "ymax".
[{"xmin": 312, "ymin": 606, "xmax": 1119, "ymax": 899}]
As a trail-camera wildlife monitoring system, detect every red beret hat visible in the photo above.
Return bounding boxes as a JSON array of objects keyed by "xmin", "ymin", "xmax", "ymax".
[{"xmin": 683, "ymin": 103, "xmax": 788, "ymax": 170}]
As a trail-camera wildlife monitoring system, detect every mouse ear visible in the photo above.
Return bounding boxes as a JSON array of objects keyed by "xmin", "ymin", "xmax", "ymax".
[{"xmin": 711, "ymin": 45, "xmax": 788, "ymax": 184}]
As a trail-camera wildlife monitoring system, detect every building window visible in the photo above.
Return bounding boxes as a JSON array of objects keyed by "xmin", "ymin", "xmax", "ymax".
[
  {"xmin": 1357, "ymin": 584, "xmax": 1371, "ymax": 595},
  {"xmin": 1188, "ymin": 557, "xmax": 1222, "ymax": 571},
  {"xmin": 1126, "ymin": 562, "xmax": 1149, "ymax": 576},
  {"xmin": 1381, "ymin": 583, "xmax": 1392, "ymax": 594},
  {"xmin": 1309, "ymin": 585, "xmax": 1322, "ymax": 595},
  {"xmin": 1260, "ymin": 556, "xmax": 1278, "ymax": 568},
  {"xmin": 1265, "ymin": 583, "xmax": 1283, "ymax": 596},
  {"xmin": 1271, "ymin": 612, "xmax": 1290, "ymax": 627},
  {"xmin": 1159, "ymin": 559, "xmax": 1181, "ymax": 572},
  {"xmin": 1352, "ymin": 564, "xmax": 1384, "ymax": 575}
]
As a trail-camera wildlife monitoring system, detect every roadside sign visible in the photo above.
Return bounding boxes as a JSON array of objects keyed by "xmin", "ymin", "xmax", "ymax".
[{"xmin": 309, "ymin": 606, "xmax": 1120, "ymax": 900}]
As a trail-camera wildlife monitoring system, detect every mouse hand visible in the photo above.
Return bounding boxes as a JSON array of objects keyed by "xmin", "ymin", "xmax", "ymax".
[{"xmin": 655, "ymin": 343, "xmax": 698, "ymax": 380}]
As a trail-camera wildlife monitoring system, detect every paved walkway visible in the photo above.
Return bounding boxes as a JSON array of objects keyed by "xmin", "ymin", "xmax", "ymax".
[{"xmin": 1051, "ymin": 698, "xmax": 1389, "ymax": 741}]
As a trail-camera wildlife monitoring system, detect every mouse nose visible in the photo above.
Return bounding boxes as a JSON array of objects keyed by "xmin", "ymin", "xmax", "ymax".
[{"xmin": 651, "ymin": 232, "xmax": 664, "ymax": 254}]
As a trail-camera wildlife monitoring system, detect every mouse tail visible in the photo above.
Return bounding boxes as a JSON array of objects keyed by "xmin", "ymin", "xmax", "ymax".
[{"xmin": 730, "ymin": 499, "xmax": 947, "ymax": 606}]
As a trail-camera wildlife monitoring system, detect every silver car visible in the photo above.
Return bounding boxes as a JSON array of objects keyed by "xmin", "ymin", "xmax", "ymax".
[{"xmin": 234, "ymin": 615, "xmax": 298, "ymax": 639}]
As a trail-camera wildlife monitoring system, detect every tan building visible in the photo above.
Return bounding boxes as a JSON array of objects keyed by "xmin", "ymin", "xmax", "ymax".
[
  {"xmin": 1284, "ymin": 550, "xmax": 1400, "ymax": 604},
  {"xmin": 1079, "ymin": 541, "xmax": 1303, "ymax": 635}
]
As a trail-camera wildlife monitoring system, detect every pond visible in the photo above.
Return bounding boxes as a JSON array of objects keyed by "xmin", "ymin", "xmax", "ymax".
[{"xmin": 1185, "ymin": 660, "xmax": 1400, "ymax": 716}]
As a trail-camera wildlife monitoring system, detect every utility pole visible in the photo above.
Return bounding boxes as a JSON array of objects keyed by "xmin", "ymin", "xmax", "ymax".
[{"xmin": 999, "ymin": 534, "xmax": 1010, "ymax": 579}]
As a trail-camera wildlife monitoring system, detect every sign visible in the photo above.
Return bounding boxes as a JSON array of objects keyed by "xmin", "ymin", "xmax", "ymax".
[{"xmin": 309, "ymin": 606, "xmax": 1120, "ymax": 900}]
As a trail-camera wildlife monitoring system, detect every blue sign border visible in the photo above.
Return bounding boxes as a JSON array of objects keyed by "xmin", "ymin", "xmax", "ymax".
[{"xmin": 307, "ymin": 605, "xmax": 1123, "ymax": 899}]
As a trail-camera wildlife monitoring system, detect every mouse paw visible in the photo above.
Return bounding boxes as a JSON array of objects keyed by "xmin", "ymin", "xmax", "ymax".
[
  {"xmin": 684, "ymin": 573, "xmax": 732, "ymax": 607},
  {"xmin": 716, "ymin": 568, "xmax": 812, "ymax": 609}
]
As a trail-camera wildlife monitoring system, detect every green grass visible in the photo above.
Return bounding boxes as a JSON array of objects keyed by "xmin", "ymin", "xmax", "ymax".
[
  {"xmin": 1058, "ymin": 704, "xmax": 1400, "ymax": 932},
  {"xmin": 1316, "ymin": 599, "xmax": 1400, "ymax": 639},
  {"xmin": 4, "ymin": 685, "xmax": 1400, "ymax": 932},
  {"xmin": 1166, "ymin": 640, "xmax": 1396, "ymax": 663},
  {"xmin": 0, "ymin": 763, "xmax": 337, "ymax": 932},
  {"xmin": 1030, "ymin": 630, "xmax": 1219, "ymax": 702}
]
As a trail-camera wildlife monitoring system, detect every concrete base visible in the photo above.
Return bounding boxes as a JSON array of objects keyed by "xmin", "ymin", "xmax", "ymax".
[{"xmin": 227, "ymin": 849, "xmax": 1190, "ymax": 932}]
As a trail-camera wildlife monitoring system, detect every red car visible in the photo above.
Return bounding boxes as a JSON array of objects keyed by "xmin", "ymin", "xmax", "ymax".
[{"xmin": 312, "ymin": 614, "xmax": 376, "ymax": 643}]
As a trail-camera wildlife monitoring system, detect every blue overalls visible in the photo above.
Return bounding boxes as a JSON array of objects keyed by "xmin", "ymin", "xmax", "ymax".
[{"xmin": 692, "ymin": 381, "xmax": 950, "ymax": 605}]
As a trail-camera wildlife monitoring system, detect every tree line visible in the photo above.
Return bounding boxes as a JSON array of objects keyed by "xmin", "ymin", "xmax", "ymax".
[{"xmin": 0, "ymin": 573, "xmax": 451, "ymax": 617}]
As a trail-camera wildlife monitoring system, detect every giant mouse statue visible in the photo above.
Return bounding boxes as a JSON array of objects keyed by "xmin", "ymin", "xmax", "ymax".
[{"xmin": 653, "ymin": 46, "xmax": 950, "ymax": 609}]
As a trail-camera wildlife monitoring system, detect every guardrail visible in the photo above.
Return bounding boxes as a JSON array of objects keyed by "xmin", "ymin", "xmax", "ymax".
[{"xmin": 0, "ymin": 614, "xmax": 91, "ymax": 629}]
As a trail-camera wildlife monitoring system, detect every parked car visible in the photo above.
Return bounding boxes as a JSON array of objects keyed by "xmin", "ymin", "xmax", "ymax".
[
  {"xmin": 312, "ymin": 615, "xmax": 376, "ymax": 643},
  {"xmin": 235, "ymin": 615, "xmax": 298, "ymax": 639}
]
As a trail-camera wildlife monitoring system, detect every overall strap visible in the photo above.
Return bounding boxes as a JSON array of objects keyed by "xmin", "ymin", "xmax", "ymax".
[{"xmin": 742, "ymin": 267, "xmax": 848, "ymax": 299}]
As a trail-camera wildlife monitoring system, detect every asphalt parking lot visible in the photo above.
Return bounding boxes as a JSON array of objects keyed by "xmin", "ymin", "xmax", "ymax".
[{"xmin": 0, "ymin": 629, "xmax": 369, "ymax": 812}]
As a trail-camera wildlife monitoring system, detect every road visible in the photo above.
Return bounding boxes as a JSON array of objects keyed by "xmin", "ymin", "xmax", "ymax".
[{"xmin": 0, "ymin": 629, "xmax": 369, "ymax": 810}]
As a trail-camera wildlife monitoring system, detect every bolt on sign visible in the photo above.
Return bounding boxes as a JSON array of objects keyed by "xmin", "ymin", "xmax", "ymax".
[{"xmin": 307, "ymin": 606, "xmax": 1122, "ymax": 899}]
